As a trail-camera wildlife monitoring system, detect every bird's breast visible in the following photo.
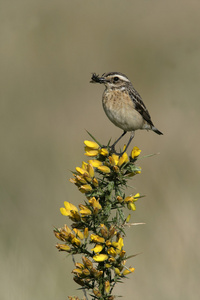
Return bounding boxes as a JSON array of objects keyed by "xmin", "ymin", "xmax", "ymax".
[{"xmin": 102, "ymin": 90, "xmax": 145, "ymax": 131}]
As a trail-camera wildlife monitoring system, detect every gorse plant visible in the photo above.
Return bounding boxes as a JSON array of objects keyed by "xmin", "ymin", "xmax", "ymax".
[{"xmin": 54, "ymin": 134, "xmax": 143, "ymax": 300}]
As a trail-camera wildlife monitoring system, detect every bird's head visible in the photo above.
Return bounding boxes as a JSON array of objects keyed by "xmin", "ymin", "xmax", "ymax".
[{"xmin": 90, "ymin": 72, "xmax": 131, "ymax": 90}]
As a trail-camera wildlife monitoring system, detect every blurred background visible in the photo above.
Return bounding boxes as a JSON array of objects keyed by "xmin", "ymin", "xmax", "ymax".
[{"xmin": 1, "ymin": 1, "xmax": 200, "ymax": 299}]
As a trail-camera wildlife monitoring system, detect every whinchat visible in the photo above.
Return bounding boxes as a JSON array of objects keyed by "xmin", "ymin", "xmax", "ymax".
[{"xmin": 90, "ymin": 72, "xmax": 163, "ymax": 153}]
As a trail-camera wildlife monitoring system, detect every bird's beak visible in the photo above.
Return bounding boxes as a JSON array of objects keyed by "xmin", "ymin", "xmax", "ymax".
[{"xmin": 90, "ymin": 73, "xmax": 107, "ymax": 84}]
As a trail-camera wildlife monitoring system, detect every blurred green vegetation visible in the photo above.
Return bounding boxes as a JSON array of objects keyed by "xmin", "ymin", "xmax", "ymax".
[{"xmin": 0, "ymin": 1, "xmax": 200, "ymax": 300}]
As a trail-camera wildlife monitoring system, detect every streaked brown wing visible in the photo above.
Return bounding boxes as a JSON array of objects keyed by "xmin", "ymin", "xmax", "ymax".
[{"xmin": 129, "ymin": 88, "xmax": 154, "ymax": 127}]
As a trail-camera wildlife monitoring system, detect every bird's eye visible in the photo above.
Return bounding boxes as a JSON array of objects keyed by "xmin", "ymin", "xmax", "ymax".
[{"xmin": 113, "ymin": 76, "xmax": 119, "ymax": 82}]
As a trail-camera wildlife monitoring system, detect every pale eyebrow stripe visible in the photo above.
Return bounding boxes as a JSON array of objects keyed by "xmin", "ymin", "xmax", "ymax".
[{"xmin": 115, "ymin": 75, "xmax": 129, "ymax": 82}]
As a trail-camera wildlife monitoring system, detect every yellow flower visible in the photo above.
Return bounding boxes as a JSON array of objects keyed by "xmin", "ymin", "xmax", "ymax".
[
  {"xmin": 111, "ymin": 153, "xmax": 119, "ymax": 165},
  {"xmin": 84, "ymin": 140, "xmax": 99, "ymax": 149},
  {"xmin": 118, "ymin": 151, "xmax": 129, "ymax": 167},
  {"xmin": 79, "ymin": 184, "xmax": 92, "ymax": 193},
  {"xmin": 124, "ymin": 196, "xmax": 134, "ymax": 203},
  {"xmin": 99, "ymin": 148, "xmax": 109, "ymax": 156},
  {"xmin": 105, "ymin": 263, "xmax": 112, "ymax": 268},
  {"xmin": 82, "ymin": 268, "xmax": 90, "ymax": 276},
  {"xmin": 79, "ymin": 204, "xmax": 92, "ymax": 215},
  {"xmin": 88, "ymin": 197, "xmax": 102, "ymax": 210},
  {"xmin": 73, "ymin": 276, "xmax": 85, "ymax": 286},
  {"xmin": 91, "ymin": 244, "xmax": 103, "ymax": 253},
  {"xmin": 84, "ymin": 141, "xmax": 99, "ymax": 156},
  {"xmin": 131, "ymin": 146, "xmax": 141, "ymax": 159},
  {"xmin": 64, "ymin": 224, "xmax": 72, "ymax": 234},
  {"xmin": 105, "ymin": 280, "xmax": 110, "ymax": 294},
  {"xmin": 69, "ymin": 210, "xmax": 81, "ymax": 221},
  {"xmin": 97, "ymin": 165, "xmax": 111, "ymax": 174},
  {"xmin": 133, "ymin": 193, "xmax": 140, "ymax": 201},
  {"xmin": 100, "ymin": 224, "xmax": 108, "ymax": 238},
  {"xmin": 108, "ymin": 225, "xmax": 116, "ymax": 237},
  {"xmin": 64, "ymin": 201, "xmax": 78, "ymax": 212},
  {"xmin": 105, "ymin": 241, "xmax": 111, "ymax": 248},
  {"xmin": 83, "ymin": 174, "xmax": 92, "ymax": 183},
  {"xmin": 126, "ymin": 167, "xmax": 142, "ymax": 177},
  {"xmin": 71, "ymin": 237, "xmax": 81, "ymax": 247},
  {"xmin": 90, "ymin": 234, "xmax": 105, "ymax": 244},
  {"xmin": 124, "ymin": 194, "xmax": 139, "ymax": 211},
  {"xmin": 111, "ymin": 241, "xmax": 118, "ymax": 248},
  {"xmin": 82, "ymin": 256, "xmax": 93, "ymax": 269},
  {"xmin": 127, "ymin": 202, "xmax": 136, "ymax": 211},
  {"xmin": 114, "ymin": 268, "xmax": 121, "ymax": 275},
  {"xmin": 75, "ymin": 262, "xmax": 84, "ymax": 269},
  {"xmin": 60, "ymin": 207, "xmax": 69, "ymax": 216},
  {"xmin": 93, "ymin": 254, "xmax": 108, "ymax": 262},
  {"xmin": 87, "ymin": 163, "xmax": 94, "ymax": 178},
  {"xmin": 73, "ymin": 228, "xmax": 84, "ymax": 240},
  {"xmin": 117, "ymin": 237, "xmax": 124, "ymax": 251},
  {"xmin": 111, "ymin": 238, "xmax": 124, "ymax": 254},
  {"xmin": 122, "ymin": 267, "xmax": 135, "ymax": 275},
  {"xmin": 72, "ymin": 268, "xmax": 83, "ymax": 275},
  {"xmin": 93, "ymin": 287, "xmax": 102, "ymax": 298},
  {"xmin": 107, "ymin": 247, "xmax": 117, "ymax": 257},
  {"xmin": 81, "ymin": 161, "xmax": 88, "ymax": 170},
  {"xmin": 88, "ymin": 159, "xmax": 102, "ymax": 167},
  {"xmin": 109, "ymin": 156, "xmax": 115, "ymax": 166},
  {"xmin": 58, "ymin": 228, "xmax": 71, "ymax": 241},
  {"xmin": 91, "ymin": 268, "xmax": 103, "ymax": 278},
  {"xmin": 76, "ymin": 167, "xmax": 89, "ymax": 176},
  {"xmin": 54, "ymin": 231, "xmax": 64, "ymax": 241},
  {"xmin": 84, "ymin": 149, "xmax": 99, "ymax": 157},
  {"xmin": 108, "ymin": 257, "xmax": 116, "ymax": 263},
  {"xmin": 69, "ymin": 177, "xmax": 76, "ymax": 184},
  {"xmin": 120, "ymin": 250, "xmax": 126, "ymax": 258},
  {"xmin": 56, "ymin": 244, "xmax": 71, "ymax": 252},
  {"xmin": 84, "ymin": 227, "xmax": 89, "ymax": 239},
  {"xmin": 75, "ymin": 175, "xmax": 87, "ymax": 185},
  {"xmin": 113, "ymin": 165, "xmax": 119, "ymax": 173},
  {"xmin": 126, "ymin": 214, "xmax": 131, "ymax": 223},
  {"xmin": 117, "ymin": 196, "xmax": 124, "ymax": 203},
  {"xmin": 92, "ymin": 177, "xmax": 99, "ymax": 187},
  {"xmin": 60, "ymin": 201, "xmax": 79, "ymax": 217}
]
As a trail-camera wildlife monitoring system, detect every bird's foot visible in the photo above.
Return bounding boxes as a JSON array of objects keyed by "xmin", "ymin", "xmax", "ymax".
[
  {"xmin": 100, "ymin": 145, "xmax": 127, "ymax": 157},
  {"xmin": 110, "ymin": 145, "xmax": 127, "ymax": 157}
]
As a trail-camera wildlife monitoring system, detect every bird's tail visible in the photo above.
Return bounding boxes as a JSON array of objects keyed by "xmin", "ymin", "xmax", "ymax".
[{"xmin": 152, "ymin": 126, "xmax": 163, "ymax": 135}]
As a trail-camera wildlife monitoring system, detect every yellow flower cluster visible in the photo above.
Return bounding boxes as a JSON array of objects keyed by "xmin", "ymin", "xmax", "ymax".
[
  {"xmin": 55, "ymin": 137, "xmax": 143, "ymax": 299},
  {"xmin": 70, "ymin": 160, "xmax": 98, "ymax": 194},
  {"xmin": 72, "ymin": 256, "xmax": 116, "ymax": 299},
  {"xmin": 71, "ymin": 223, "xmax": 135, "ymax": 298},
  {"xmin": 117, "ymin": 193, "xmax": 140, "ymax": 211},
  {"xmin": 69, "ymin": 141, "xmax": 142, "ymax": 198},
  {"xmin": 72, "ymin": 256, "xmax": 103, "ymax": 287},
  {"xmin": 55, "ymin": 224, "xmax": 89, "ymax": 252},
  {"xmin": 55, "ymin": 197, "xmax": 103, "ymax": 252},
  {"xmin": 84, "ymin": 140, "xmax": 141, "ymax": 160},
  {"xmin": 92, "ymin": 236, "xmax": 125, "ymax": 263},
  {"xmin": 60, "ymin": 198, "xmax": 102, "ymax": 219}
]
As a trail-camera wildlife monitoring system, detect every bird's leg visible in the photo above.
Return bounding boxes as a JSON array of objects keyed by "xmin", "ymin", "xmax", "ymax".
[
  {"xmin": 110, "ymin": 131, "xmax": 127, "ymax": 152},
  {"xmin": 119, "ymin": 131, "xmax": 135, "ymax": 156},
  {"xmin": 123, "ymin": 131, "xmax": 135, "ymax": 153}
]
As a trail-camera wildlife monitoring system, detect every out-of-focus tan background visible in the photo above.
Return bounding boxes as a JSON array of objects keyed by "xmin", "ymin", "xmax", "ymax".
[{"xmin": 1, "ymin": 1, "xmax": 200, "ymax": 299}]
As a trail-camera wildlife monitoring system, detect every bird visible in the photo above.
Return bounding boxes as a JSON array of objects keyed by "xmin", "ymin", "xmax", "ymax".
[{"xmin": 90, "ymin": 72, "xmax": 163, "ymax": 154}]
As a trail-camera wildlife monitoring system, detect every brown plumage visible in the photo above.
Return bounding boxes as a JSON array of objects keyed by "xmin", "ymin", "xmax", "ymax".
[{"xmin": 91, "ymin": 72, "xmax": 163, "ymax": 153}]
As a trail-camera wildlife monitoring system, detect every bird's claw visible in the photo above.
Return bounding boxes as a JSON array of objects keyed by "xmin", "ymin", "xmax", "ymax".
[
  {"xmin": 100, "ymin": 145, "xmax": 126, "ymax": 157},
  {"xmin": 110, "ymin": 145, "xmax": 126, "ymax": 157}
]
